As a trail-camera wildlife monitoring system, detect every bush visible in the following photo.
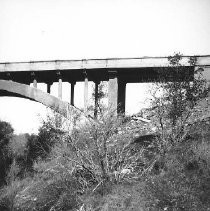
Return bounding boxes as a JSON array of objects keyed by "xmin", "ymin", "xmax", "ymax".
[
  {"xmin": 82, "ymin": 182, "xmax": 147, "ymax": 211},
  {"xmin": 14, "ymin": 175, "xmax": 82, "ymax": 211},
  {"xmin": 0, "ymin": 178, "xmax": 31, "ymax": 211},
  {"xmin": 143, "ymin": 121, "xmax": 210, "ymax": 211},
  {"xmin": 0, "ymin": 111, "xmax": 153, "ymax": 210},
  {"xmin": 149, "ymin": 54, "xmax": 209, "ymax": 153}
]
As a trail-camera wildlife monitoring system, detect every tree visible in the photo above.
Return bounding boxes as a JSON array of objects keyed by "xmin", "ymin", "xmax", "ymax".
[
  {"xmin": 91, "ymin": 81, "xmax": 108, "ymax": 118},
  {"xmin": 0, "ymin": 121, "xmax": 14, "ymax": 148},
  {"xmin": 150, "ymin": 53, "xmax": 209, "ymax": 152},
  {"xmin": 0, "ymin": 120, "xmax": 14, "ymax": 186}
]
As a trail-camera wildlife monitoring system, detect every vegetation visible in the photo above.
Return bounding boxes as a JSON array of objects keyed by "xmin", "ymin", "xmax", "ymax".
[
  {"xmin": 0, "ymin": 121, "xmax": 14, "ymax": 186},
  {"xmin": 0, "ymin": 53, "xmax": 209, "ymax": 210},
  {"xmin": 86, "ymin": 81, "xmax": 108, "ymax": 119}
]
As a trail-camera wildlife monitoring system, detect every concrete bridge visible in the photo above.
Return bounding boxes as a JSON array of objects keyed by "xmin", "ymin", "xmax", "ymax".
[{"xmin": 0, "ymin": 55, "xmax": 210, "ymax": 116}]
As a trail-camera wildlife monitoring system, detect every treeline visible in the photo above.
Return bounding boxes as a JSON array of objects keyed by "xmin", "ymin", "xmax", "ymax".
[{"xmin": 0, "ymin": 115, "xmax": 61, "ymax": 188}]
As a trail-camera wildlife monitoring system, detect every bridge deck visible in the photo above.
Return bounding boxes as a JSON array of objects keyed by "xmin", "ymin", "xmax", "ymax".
[
  {"xmin": 0, "ymin": 56, "xmax": 209, "ymax": 84},
  {"xmin": 0, "ymin": 56, "xmax": 210, "ymax": 72}
]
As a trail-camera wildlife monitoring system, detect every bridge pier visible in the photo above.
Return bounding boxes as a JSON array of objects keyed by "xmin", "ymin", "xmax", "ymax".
[
  {"xmin": 47, "ymin": 82, "xmax": 52, "ymax": 94},
  {"xmin": 56, "ymin": 71, "xmax": 62, "ymax": 99},
  {"xmin": 31, "ymin": 72, "xmax": 37, "ymax": 88},
  {"xmin": 108, "ymin": 71, "xmax": 126, "ymax": 115},
  {"xmin": 58, "ymin": 79, "xmax": 62, "ymax": 99},
  {"xmin": 84, "ymin": 76, "xmax": 88, "ymax": 113},
  {"xmin": 33, "ymin": 79, "xmax": 37, "ymax": 88},
  {"xmin": 70, "ymin": 82, "xmax": 75, "ymax": 106},
  {"xmin": 197, "ymin": 67, "xmax": 210, "ymax": 98},
  {"xmin": 6, "ymin": 73, "xmax": 12, "ymax": 81},
  {"xmin": 118, "ymin": 81, "xmax": 126, "ymax": 114},
  {"xmin": 94, "ymin": 81, "xmax": 99, "ymax": 118}
]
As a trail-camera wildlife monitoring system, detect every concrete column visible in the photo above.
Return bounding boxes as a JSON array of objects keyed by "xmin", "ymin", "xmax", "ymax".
[
  {"xmin": 47, "ymin": 83, "xmax": 52, "ymax": 94},
  {"xmin": 33, "ymin": 79, "xmax": 37, "ymax": 88},
  {"xmin": 108, "ymin": 71, "xmax": 118, "ymax": 114},
  {"xmin": 56, "ymin": 71, "xmax": 62, "ymax": 99},
  {"xmin": 118, "ymin": 81, "xmax": 126, "ymax": 114},
  {"xmin": 108, "ymin": 71, "xmax": 126, "ymax": 115},
  {"xmin": 70, "ymin": 82, "xmax": 75, "ymax": 106},
  {"xmin": 58, "ymin": 78, "xmax": 62, "ymax": 99},
  {"xmin": 84, "ymin": 77, "xmax": 88, "ymax": 112},
  {"xmin": 31, "ymin": 72, "xmax": 37, "ymax": 88},
  {"xmin": 94, "ymin": 81, "xmax": 99, "ymax": 118},
  {"xmin": 6, "ymin": 73, "xmax": 12, "ymax": 81}
]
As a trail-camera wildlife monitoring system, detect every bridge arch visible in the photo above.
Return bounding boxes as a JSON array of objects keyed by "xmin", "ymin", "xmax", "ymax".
[{"xmin": 0, "ymin": 80, "xmax": 82, "ymax": 119}]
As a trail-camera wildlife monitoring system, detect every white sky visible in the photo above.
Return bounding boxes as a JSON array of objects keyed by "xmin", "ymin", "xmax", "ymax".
[{"xmin": 0, "ymin": 0, "xmax": 210, "ymax": 134}]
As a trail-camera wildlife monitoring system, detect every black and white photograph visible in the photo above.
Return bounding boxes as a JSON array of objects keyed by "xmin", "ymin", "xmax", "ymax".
[{"xmin": 0, "ymin": 0, "xmax": 209, "ymax": 210}]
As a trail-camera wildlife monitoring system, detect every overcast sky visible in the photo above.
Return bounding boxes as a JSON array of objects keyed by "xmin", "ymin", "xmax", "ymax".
[{"xmin": 0, "ymin": 0, "xmax": 210, "ymax": 134}]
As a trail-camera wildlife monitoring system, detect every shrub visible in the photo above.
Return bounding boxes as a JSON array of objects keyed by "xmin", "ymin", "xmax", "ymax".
[
  {"xmin": 143, "ymin": 121, "xmax": 210, "ymax": 211},
  {"xmin": 4, "ymin": 111, "xmax": 154, "ymax": 210},
  {"xmin": 149, "ymin": 54, "xmax": 208, "ymax": 153},
  {"xmin": 0, "ymin": 178, "xmax": 31, "ymax": 211},
  {"xmin": 82, "ymin": 182, "xmax": 147, "ymax": 211}
]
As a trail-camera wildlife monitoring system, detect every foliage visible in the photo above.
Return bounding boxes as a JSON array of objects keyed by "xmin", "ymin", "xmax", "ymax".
[
  {"xmin": 0, "ymin": 120, "xmax": 14, "ymax": 186},
  {"xmin": 50, "ymin": 112, "xmax": 146, "ymax": 188},
  {"xmin": 82, "ymin": 182, "xmax": 147, "ymax": 211},
  {"xmin": 149, "ymin": 53, "xmax": 209, "ymax": 153},
  {"xmin": 0, "ymin": 111, "xmax": 152, "ymax": 210},
  {"xmin": 0, "ymin": 120, "xmax": 14, "ymax": 148},
  {"xmin": 0, "ymin": 178, "xmax": 31, "ymax": 211},
  {"xmin": 7, "ymin": 134, "xmax": 31, "ymax": 181},
  {"xmin": 144, "ymin": 121, "xmax": 210, "ymax": 211},
  {"xmin": 26, "ymin": 112, "xmax": 65, "ymax": 162},
  {"xmin": 13, "ymin": 173, "xmax": 82, "ymax": 211},
  {"xmin": 1, "ymin": 112, "xmax": 210, "ymax": 211},
  {"xmin": 90, "ymin": 81, "xmax": 108, "ymax": 118},
  {"xmin": 91, "ymin": 81, "xmax": 107, "ymax": 104},
  {"xmin": 142, "ymin": 53, "xmax": 210, "ymax": 210}
]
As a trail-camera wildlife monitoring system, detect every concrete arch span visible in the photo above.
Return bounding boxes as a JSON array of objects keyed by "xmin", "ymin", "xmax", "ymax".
[{"xmin": 0, "ymin": 80, "xmax": 84, "ymax": 119}]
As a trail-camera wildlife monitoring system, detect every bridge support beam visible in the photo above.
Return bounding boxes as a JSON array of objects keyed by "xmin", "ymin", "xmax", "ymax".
[
  {"xmin": 108, "ymin": 71, "xmax": 126, "ymax": 115},
  {"xmin": 70, "ymin": 82, "xmax": 75, "ymax": 106}
]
